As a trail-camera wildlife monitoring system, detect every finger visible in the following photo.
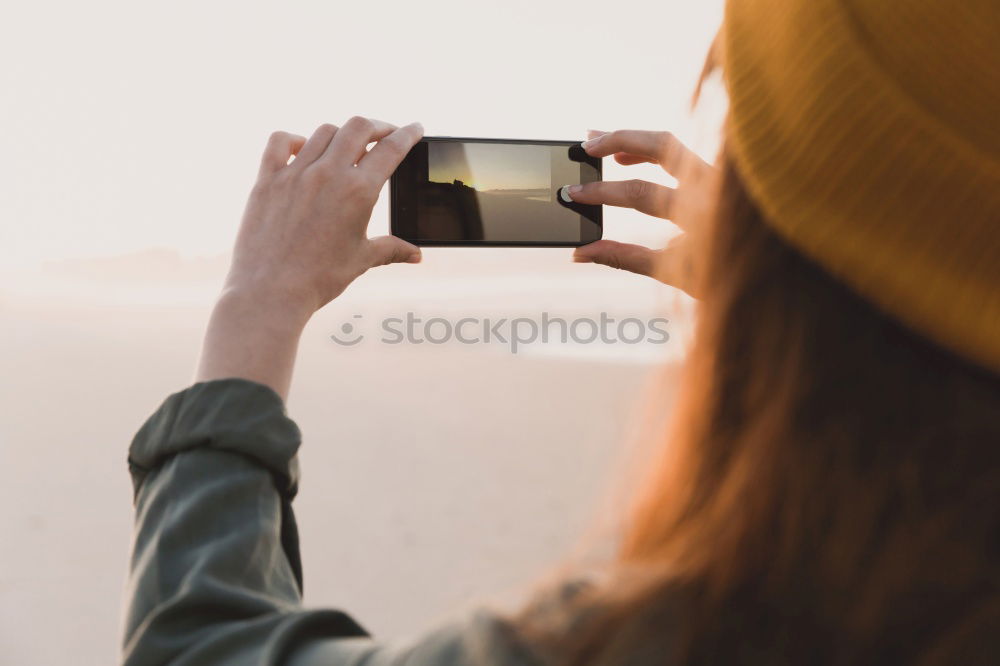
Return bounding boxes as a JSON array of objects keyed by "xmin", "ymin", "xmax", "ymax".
[
  {"xmin": 295, "ymin": 124, "xmax": 339, "ymax": 167},
  {"xmin": 367, "ymin": 235, "xmax": 422, "ymax": 267},
  {"xmin": 589, "ymin": 129, "xmax": 689, "ymax": 167},
  {"xmin": 359, "ymin": 122, "xmax": 424, "ymax": 181},
  {"xmin": 573, "ymin": 237, "xmax": 698, "ymax": 294},
  {"xmin": 614, "ymin": 152, "xmax": 655, "ymax": 166},
  {"xmin": 347, "ymin": 120, "xmax": 400, "ymax": 166},
  {"xmin": 590, "ymin": 131, "xmax": 652, "ymax": 164},
  {"xmin": 563, "ymin": 179, "xmax": 674, "ymax": 220},
  {"xmin": 258, "ymin": 131, "xmax": 307, "ymax": 177},
  {"xmin": 656, "ymin": 234, "xmax": 699, "ymax": 297},
  {"xmin": 321, "ymin": 116, "xmax": 397, "ymax": 167},
  {"xmin": 582, "ymin": 129, "xmax": 665, "ymax": 161},
  {"xmin": 572, "ymin": 240, "xmax": 659, "ymax": 278},
  {"xmin": 583, "ymin": 130, "xmax": 709, "ymax": 177}
]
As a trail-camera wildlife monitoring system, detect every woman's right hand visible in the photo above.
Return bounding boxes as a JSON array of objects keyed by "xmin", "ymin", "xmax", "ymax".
[{"xmin": 567, "ymin": 129, "xmax": 716, "ymax": 297}]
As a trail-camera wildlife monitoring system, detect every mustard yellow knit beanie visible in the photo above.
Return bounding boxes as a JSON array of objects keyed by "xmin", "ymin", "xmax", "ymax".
[{"xmin": 723, "ymin": 0, "xmax": 1000, "ymax": 373}]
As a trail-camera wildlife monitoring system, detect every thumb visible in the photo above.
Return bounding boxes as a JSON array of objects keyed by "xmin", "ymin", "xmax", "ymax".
[
  {"xmin": 367, "ymin": 235, "xmax": 422, "ymax": 267},
  {"xmin": 573, "ymin": 240, "xmax": 658, "ymax": 278}
]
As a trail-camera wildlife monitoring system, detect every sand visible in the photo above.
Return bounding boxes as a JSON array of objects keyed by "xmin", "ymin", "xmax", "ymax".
[{"xmin": 0, "ymin": 258, "xmax": 689, "ymax": 664}]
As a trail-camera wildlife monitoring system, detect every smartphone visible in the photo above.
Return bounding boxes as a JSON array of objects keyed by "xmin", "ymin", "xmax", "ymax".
[{"xmin": 390, "ymin": 137, "xmax": 602, "ymax": 246}]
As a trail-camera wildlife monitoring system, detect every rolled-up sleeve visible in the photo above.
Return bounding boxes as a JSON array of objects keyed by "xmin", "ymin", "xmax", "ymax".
[
  {"xmin": 123, "ymin": 379, "xmax": 369, "ymax": 665},
  {"xmin": 123, "ymin": 378, "xmax": 543, "ymax": 666}
]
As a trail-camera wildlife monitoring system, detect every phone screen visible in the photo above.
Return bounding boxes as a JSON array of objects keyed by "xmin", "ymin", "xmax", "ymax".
[{"xmin": 391, "ymin": 138, "xmax": 602, "ymax": 246}]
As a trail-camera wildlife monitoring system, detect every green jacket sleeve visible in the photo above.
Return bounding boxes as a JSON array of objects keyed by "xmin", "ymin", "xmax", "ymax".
[{"xmin": 122, "ymin": 379, "xmax": 540, "ymax": 666}]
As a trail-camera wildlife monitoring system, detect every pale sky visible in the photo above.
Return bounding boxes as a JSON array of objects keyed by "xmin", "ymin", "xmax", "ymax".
[
  {"xmin": 0, "ymin": 0, "xmax": 725, "ymax": 276},
  {"xmin": 1, "ymin": 5, "xmax": 724, "ymax": 661},
  {"xmin": 428, "ymin": 142, "xmax": 552, "ymax": 191}
]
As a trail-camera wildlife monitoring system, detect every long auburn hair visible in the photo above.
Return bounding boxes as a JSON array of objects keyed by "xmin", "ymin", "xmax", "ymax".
[{"xmin": 517, "ymin": 151, "xmax": 1000, "ymax": 664}]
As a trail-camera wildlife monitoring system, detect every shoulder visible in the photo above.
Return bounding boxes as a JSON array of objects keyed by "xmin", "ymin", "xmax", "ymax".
[{"xmin": 284, "ymin": 610, "xmax": 545, "ymax": 666}]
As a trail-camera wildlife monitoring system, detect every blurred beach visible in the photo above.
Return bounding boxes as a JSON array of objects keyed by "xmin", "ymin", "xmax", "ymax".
[
  {"xmin": 0, "ymin": 1, "xmax": 722, "ymax": 660},
  {"xmin": 0, "ymin": 249, "xmax": 692, "ymax": 664}
]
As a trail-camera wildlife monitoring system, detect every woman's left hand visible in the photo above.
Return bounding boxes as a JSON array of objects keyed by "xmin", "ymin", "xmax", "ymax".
[
  {"xmin": 196, "ymin": 118, "xmax": 423, "ymax": 399},
  {"xmin": 226, "ymin": 117, "xmax": 425, "ymax": 317}
]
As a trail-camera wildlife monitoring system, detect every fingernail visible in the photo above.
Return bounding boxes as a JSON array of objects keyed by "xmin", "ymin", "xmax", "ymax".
[
  {"xmin": 581, "ymin": 136, "xmax": 602, "ymax": 150},
  {"xmin": 412, "ymin": 122, "xmax": 424, "ymax": 133},
  {"xmin": 572, "ymin": 254, "xmax": 593, "ymax": 263},
  {"xmin": 586, "ymin": 129, "xmax": 606, "ymax": 138},
  {"xmin": 559, "ymin": 184, "xmax": 583, "ymax": 203},
  {"xmin": 406, "ymin": 251, "xmax": 422, "ymax": 263}
]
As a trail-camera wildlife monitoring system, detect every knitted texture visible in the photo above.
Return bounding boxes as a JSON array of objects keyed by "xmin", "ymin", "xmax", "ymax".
[{"xmin": 723, "ymin": 0, "xmax": 1000, "ymax": 372}]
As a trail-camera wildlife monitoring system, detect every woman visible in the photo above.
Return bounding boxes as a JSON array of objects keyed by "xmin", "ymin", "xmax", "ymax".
[{"xmin": 123, "ymin": 0, "xmax": 1000, "ymax": 663}]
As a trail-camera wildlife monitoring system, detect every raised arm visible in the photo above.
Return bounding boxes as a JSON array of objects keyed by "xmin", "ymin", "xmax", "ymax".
[
  {"xmin": 123, "ymin": 118, "xmax": 426, "ymax": 664},
  {"xmin": 196, "ymin": 118, "xmax": 425, "ymax": 400}
]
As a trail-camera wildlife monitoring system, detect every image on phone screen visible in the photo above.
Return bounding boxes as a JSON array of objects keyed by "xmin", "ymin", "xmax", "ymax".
[{"xmin": 391, "ymin": 138, "xmax": 602, "ymax": 246}]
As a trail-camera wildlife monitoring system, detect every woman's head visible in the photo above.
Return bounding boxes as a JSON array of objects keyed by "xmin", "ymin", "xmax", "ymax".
[
  {"xmin": 523, "ymin": 1, "xmax": 1000, "ymax": 662},
  {"xmin": 607, "ymin": 153, "xmax": 1000, "ymax": 662},
  {"xmin": 528, "ymin": 151, "xmax": 999, "ymax": 663},
  {"xmin": 722, "ymin": 0, "xmax": 1000, "ymax": 374}
]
